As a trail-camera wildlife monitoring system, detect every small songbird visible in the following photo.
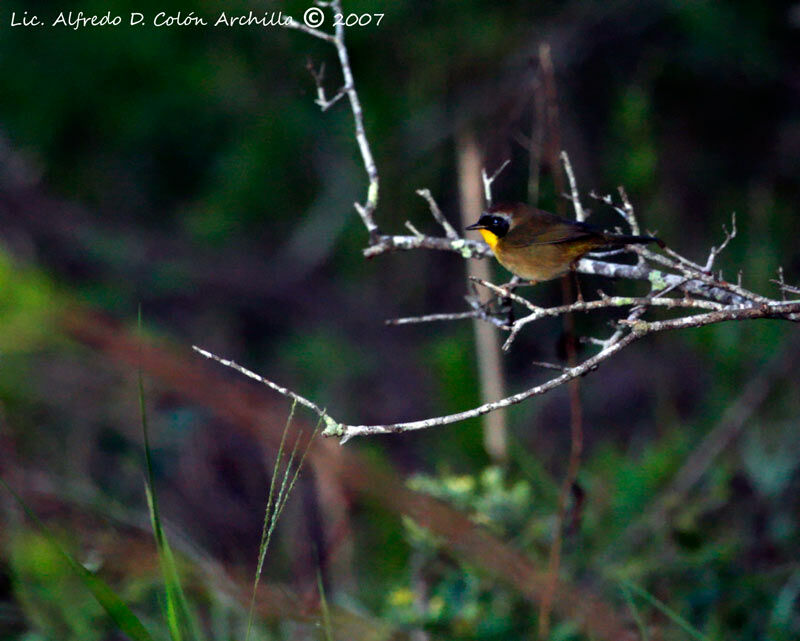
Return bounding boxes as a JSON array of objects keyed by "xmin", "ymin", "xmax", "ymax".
[{"xmin": 466, "ymin": 202, "xmax": 665, "ymax": 283}]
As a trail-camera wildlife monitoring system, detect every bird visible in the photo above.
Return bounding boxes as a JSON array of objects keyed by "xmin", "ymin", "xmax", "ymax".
[{"xmin": 466, "ymin": 202, "xmax": 665, "ymax": 283}]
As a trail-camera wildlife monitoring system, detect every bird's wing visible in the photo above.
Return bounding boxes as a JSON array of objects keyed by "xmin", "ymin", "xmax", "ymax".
[{"xmin": 502, "ymin": 216, "xmax": 600, "ymax": 248}]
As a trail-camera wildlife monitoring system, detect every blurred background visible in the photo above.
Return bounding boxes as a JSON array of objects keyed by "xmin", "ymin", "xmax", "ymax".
[{"xmin": 1, "ymin": 0, "xmax": 799, "ymax": 639}]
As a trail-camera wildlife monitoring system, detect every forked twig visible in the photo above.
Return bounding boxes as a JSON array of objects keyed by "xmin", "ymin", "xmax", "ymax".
[{"xmin": 481, "ymin": 159, "xmax": 511, "ymax": 205}]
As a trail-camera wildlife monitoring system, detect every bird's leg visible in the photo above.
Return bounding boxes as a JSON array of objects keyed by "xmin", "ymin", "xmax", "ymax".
[
  {"xmin": 570, "ymin": 266, "xmax": 584, "ymax": 303},
  {"xmin": 498, "ymin": 275, "xmax": 524, "ymax": 295},
  {"xmin": 491, "ymin": 276, "xmax": 524, "ymax": 325},
  {"xmin": 467, "ymin": 280, "xmax": 512, "ymax": 324},
  {"xmin": 499, "ymin": 294, "xmax": 515, "ymax": 325}
]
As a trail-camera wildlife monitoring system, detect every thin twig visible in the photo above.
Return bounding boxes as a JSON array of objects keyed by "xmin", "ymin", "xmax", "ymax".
[
  {"xmin": 704, "ymin": 212, "xmax": 737, "ymax": 271},
  {"xmin": 304, "ymin": 59, "xmax": 349, "ymax": 111},
  {"xmin": 192, "ymin": 346, "xmax": 328, "ymax": 419},
  {"xmin": 195, "ymin": 299, "xmax": 800, "ymax": 442},
  {"xmin": 338, "ymin": 300, "xmax": 800, "ymax": 442},
  {"xmin": 531, "ymin": 361, "xmax": 569, "ymax": 372},
  {"xmin": 481, "ymin": 159, "xmax": 511, "ymax": 205},
  {"xmin": 507, "ymin": 294, "xmax": 726, "ymax": 340},
  {"xmin": 634, "ymin": 245, "xmax": 771, "ymax": 305},
  {"xmin": 661, "ymin": 245, "xmax": 710, "ymax": 274},
  {"xmin": 328, "ymin": 0, "xmax": 380, "ymax": 238},
  {"xmin": 385, "ymin": 310, "xmax": 509, "ymax": 329},
  {"xmin": 285, "ymin": 18, "xmax": 337, "ymax": 43},
  {"xmin": 288, "ymin": 1, "xmax": 379, "ymax": 239},
  {"xmin": 617, "ymin": 186, "xmax": 641, "ymax": 235},
  {"xmin": 362, "ymin": 234, "xmax": 491, "ymax": 259},
  {"xmin": 338, "ymin": 332, "xmax": 638, "ymax": 443},
  {"xmin": 416, "ymin": 188, "xmax": 459, "ymax": 240},
  {"xmin": 771, "ymin": 267, "xmax": 800, "ymax": 296},
  {"xmin": 404, "ymin": 221, "xmax": 424, "ymax": 238},
  {"xmin": 560, "ymin": 151, "xmax": 585, "ymax": 221},
  {"xmin": 470, "ymin": 276, "xmax": 541, "ymax": 312}
]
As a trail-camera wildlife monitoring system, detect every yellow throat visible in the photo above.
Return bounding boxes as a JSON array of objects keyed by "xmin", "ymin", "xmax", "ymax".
[{"xmin": 478, "ymin": 228, "xmax": 500, "ymax": 251}]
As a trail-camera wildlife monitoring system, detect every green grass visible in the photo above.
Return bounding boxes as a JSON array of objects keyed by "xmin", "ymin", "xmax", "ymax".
[
  {"xmin": 0, "ymin": 477, "xmax": 157, "ymax": 641},
  {"xmin": 138, "ymin": 311, "xmax": 204, "ymax": 641},
  {"xmin": 617, "ymin": 577, "xmax": 711, "ymax": 641},
  {"xmin": 245, "ymin": 401, "xmax": 320, "ymax": 641}
]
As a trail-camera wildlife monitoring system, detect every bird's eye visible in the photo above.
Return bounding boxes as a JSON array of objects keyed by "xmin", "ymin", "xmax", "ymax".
[{"xmin": 490, "ymin": 216, "xmax": 503, "ymax": 228}]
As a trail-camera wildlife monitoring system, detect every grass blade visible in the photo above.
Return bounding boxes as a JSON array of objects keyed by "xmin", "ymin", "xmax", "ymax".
[
  {"xmin": 245, "ymin": 403, "xmax": 319, "ymax": 641},
  {"xmin": 273, "ymin": 416, "xmax": 320, "ymax": 525},
  {"xmin": 618, "ymin": 578, "xmax": 711, "ymax": 641},
  {"xmin": 245, "ymin": 400, "xmax": 296, "ymax": 641},
  {"xmin": 317, "ymin": 569, "xmax": 334, "ymax": 641},
  {"xmin": 619, "ymin": 581, "xmax": 649, "ymax": 641},
  {"xmin": 0, "ymin": 477, "xmax": 156, "ymax": 641},
  {"xmin": 138, "ymin": 308, "xmax": 204, "ymax": 641}
]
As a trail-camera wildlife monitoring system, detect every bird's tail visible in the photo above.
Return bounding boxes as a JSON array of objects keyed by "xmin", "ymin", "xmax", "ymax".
[{"xmin": 608, "ymin": 234, "xmax": 665, "ymax": 249}]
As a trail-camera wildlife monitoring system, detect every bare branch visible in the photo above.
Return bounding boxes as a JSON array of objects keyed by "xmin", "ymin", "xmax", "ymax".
[
  {"xmin": 362, "ymin": 234, "xmax": 491, "ymax": 259},
  {"xmin": 661, "ymin": 244, "xmax": 711, "ymax": 274},
  {"xmin": 617, "ymin": 186, "xmax": 640, "ymax": 235},
  {"xmin": 481, "ymin": 159, "xmax": 511, "ymax": 205},
  {"xmin": 321, "ymin": 301, "xmax": 799, "ymax": 441},
  {"xmin": 704, "ymin": 212, "xmax": 737, "ymax": 271},
  {"xmin": 386, "ymin": 311, "xmax": 479, "ymax": 325},
  {"xmin": 574, "ymin": 256, "xmax": 751, "ymax": 306},
  {"xmin": 192, "ymin": 346, "xmax": 329, "ymax": 420},
  {"xmin": 532, "ymin": 361, "xmax": 569, "ymax": 372},
  {"xmin": 585, "ymin": 304, "xmax": 646, "ymax": 350},
  {"xmin": 304, "ymin": 59, "xmax": 349, "ymax": 111},
  {"xmin": 338, "ymin": 331, "xmax": 637, "ymax": 443},
  {"xmin": 416, "ymin": 188, "xmax": 459, "ymax": 240},
  {"xmin": 287, "ymin": 0, "xmax": 379, "ymax": 239},
  {"xmin": 560, "ymin": 151, "xmax": 585, "ymax": 221},
  {"xmin": 588, "ymin": 190, "xmax": 615, "ymax": 207},
  {"xmin": 317, "ymin": 85, "xmax": 349, "ymax": 111},
  {"xmin": 385, "ymin": 310, "xmax": 509, "ymax": 330},
  {"xmin": 332, "ymin": 42, "xmax": 380, "ymax": 237},
  {"xmin": 404, "ymin": 220, "xmax": 424, "ymax": 238},
  {"xmin": 616, "ymin": 301, "xmax": 800, "ymax": 333},
  {"xmin": 772, "ymin": 267, "xmax": 800, "ymax": 296},
  {"xmin": 469, "ymin": 276, "xmax": 540, "ymax": 312},
  {"xmin": 508, "ymin": 294, "xmax": 726, "ymax": 339},
  {"xmin": 284, "ymin": 17, "xmax": 337, "ymax": 43},
  {"xmin": 633, "ymin": 245, "xmax": 771, "ymax": 305}
]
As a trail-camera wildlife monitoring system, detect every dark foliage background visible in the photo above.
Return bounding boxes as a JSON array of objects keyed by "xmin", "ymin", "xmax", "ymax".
[{"xmin": 0, "ymin": 1, "xmax": 798, "ymax": 639}]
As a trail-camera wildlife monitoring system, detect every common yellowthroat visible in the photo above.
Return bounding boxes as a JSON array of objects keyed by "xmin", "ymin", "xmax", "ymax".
[{"xmin": 466, "ymin": 202, "xmax": 665, "ymax": 282}]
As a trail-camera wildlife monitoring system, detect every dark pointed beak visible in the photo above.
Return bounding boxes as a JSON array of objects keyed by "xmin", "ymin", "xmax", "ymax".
[{"xmin": 465, "ymin": 221, "xmax": 485, "ymax": 231}]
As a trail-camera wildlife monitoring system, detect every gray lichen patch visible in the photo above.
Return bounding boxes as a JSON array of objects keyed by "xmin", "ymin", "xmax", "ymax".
[{"xmin": 450, "ymin": 239, "xmax": 473, "ymax": 259}]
